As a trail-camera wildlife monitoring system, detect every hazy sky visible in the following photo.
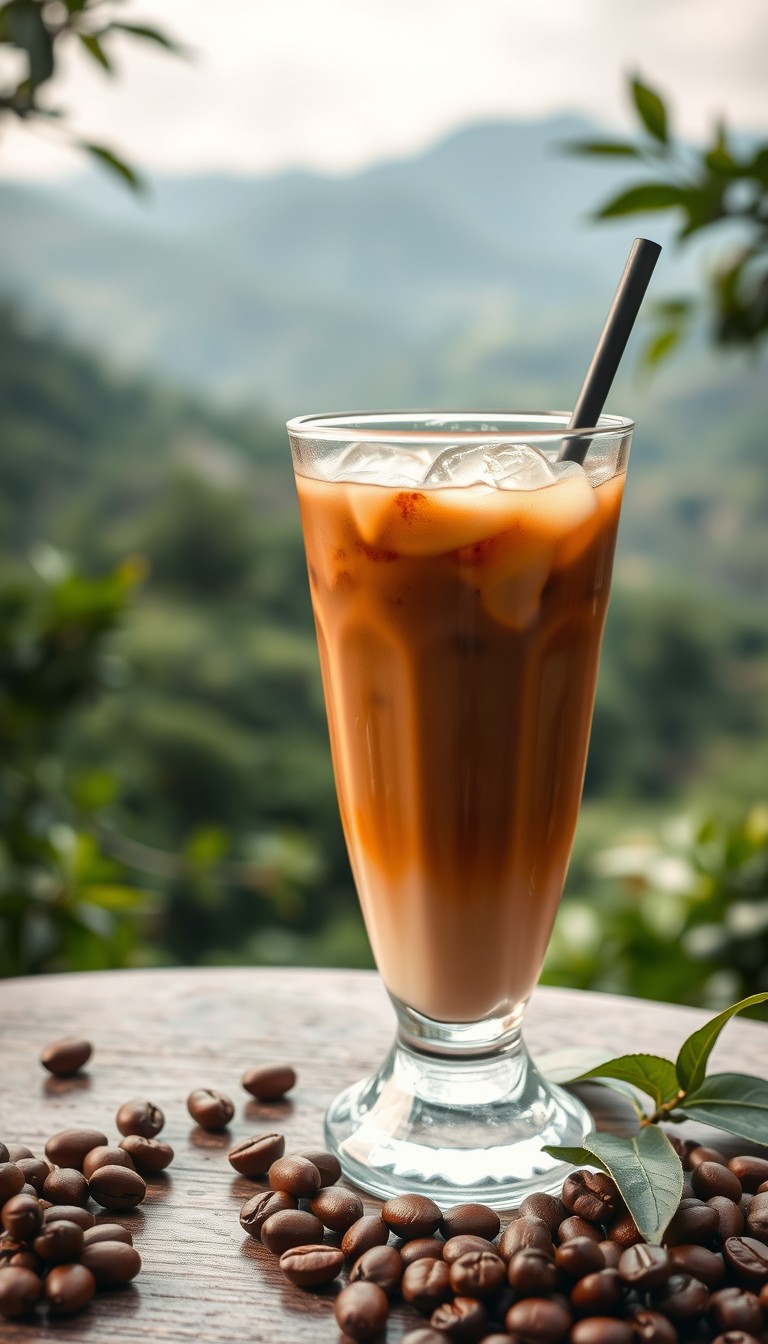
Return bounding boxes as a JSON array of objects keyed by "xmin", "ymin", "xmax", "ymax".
[{"xmin": 1, "ymin": 0, "xmax": 766, "ymax": 180}]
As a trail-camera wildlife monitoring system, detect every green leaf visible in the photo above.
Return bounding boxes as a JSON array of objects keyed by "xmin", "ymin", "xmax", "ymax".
[
  {"xmin": 6, "ymin": 1, "xmax": 54, "ymax": 88},
  {"xmin": 681, "ymin": 1072, "xmax": 768, "ymax": 1145},
  {"xmin": 642, "ymin": 325, "xmax": 683, "ymax": 368},
  {"xmin": 108, "ymin": 21, "xmax": 184, "ymax": 54},
  {"xmin": 569, "ymin": 1054, "xmax": 680, "ymax": 1109},
  {"xmin": 81, "ymin": 142, "xmax": 143, "ymax": 192},
  {"xmin": 675, "ymin": 992, "xmax": 768, "ymax": 1092},
  {"xmin": 631, "ymin": 77, "xmax": 668, "ymax": 143},
  {"xmin": 544, "ymin": 1127, "xmax": 683, "ymax": 1244},
  {"xmin": 77, "ymin": 32, "xmax": 112, "ymax": 72},
  {"xmin": 563, "ymin": 140, "xmax": 640, "ymax": 158},
  {"xmin": 595, "ymin": 183, "xmax": 693, "ymax": 218}
]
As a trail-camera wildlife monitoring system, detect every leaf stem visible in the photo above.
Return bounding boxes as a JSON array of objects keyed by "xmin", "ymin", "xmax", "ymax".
[{"xmin": 640, "ymin": 1089, "xmax": 687, "ymax": 1126}]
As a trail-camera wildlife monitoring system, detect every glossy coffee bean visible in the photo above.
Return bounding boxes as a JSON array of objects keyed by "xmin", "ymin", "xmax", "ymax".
[
  {"xmin": 571, "ymin": 1320, "xmax": 633, "ymax": 1344},
  {"xmin": 279, "ymin": 1243, "xmax": 343, "ymax": 1288},
  {"xmin": 0, "ymin": 1266, "xmax": 42, "ymax": 1319},
  {"xmin": 260, "ymin": 1209, "xmax": 324, "ymax": 1256},
  {"xmin": 81, "ymin": 1240, "xmax": 142, "ymax": 1284},
  {"xmin": 571, "ymin": 1268, "xmax": 624, "ymax": 1317},
  {"xmin": 7, "ymin": 1250, "xmax": 42, "ymax": 1273},
  {"xmin": 268, "ymin": 1155, "xmax": 321, "ymax": 1198},
  {"xmin": 43, "ymin": 1168, "xmax": 88, "ymax": 1206},
  {"xmin": 627, "ymin": 1308, "xmax": 677, "ymax": 1344},
  {"xmin": 709, "ymin": 1286, "xmax": 764, "ymax": 1334},
  {"xmin": 116, "ymin": 1098, "xmax": 165, "ymax": 1139},
  {"xmin": 556, "ymin": 1237, "xmax": 605, "ymax": 1279},
  {"xmin": 44, "ymin": 1128, "xmax": 108, "ymax": 1170},
  {"xmin": 186, "ymin": 1088, "xmax": 234, "ymax": 1130},
  {"xmin": 506, "ymin": 1295, "xmax": 572, "ymax": 1343},
  {"xmin": 520, "ymin": 1191, "xmax": 567, "ymax": 1233},
  {"xmin": 687, "ymin": 1146, "xmax": 727, "ymax": 1170},
  {"xmin": 119, "ymin": 1135, "xmax": 175, "ymax": 1174},
  {"xmin": 228, "ymin": 1132, "xmax": 285, "ymax": 1178},
  {"xmin": 239, "ymin": 1189, "xmax": 296, "ymax": 1238},
  {"xmin": 448, "ymin": 1248, "xmax": 505, "ymax": 1298},
  {"xmin": 402, "ymin": 1256, "xmax": 452, "ymax": 1311},
  {"xmin": 710, "ymin": 1334, "xmax": 761, "ymax": 1344},
  {"xmin": 507, "ymin": 1247, "xmax": 559, "ymax": 1295},
  {"xmin": 652, "ymin": 1272, "xmax": 710, "ymax": 1321},
  {"xmin": 691, "ymin": 1162, "xmax": 742, "ymax": 1204},
  {"xmin": 40, "ymin": 1038, "xmax": 92, "ymax": 1076},
  {"xmin": 44, "ymin": 1204, "xmax": 94, "ymax": 1228},
  {"xmin": 728, "ymin": 1156, "xmax": 768, "ymax": 1194},
  {"xmin": 1, "ymin": 1194, "xmax": 42, "ymax": 1240},
  {"xmin": 88, "ymin": 1164, "xmax": 146, "ymax": 1210},
  {"xmin": 668, "ymin": 1243, "xmax": 725, "ymax": 1288},
  {"xmin": 746, "ymin": 1191, "xmax": 768, "ymax": 1241},
  {"xmin": 0, "ymin": 1141, "xmax": 9, "ymax": 1164},
  {"xmin": 382, "ymin": 1193, "xmax": 442, "ymax": 1239},
  {"xmin": 444, "ymin": 1234, "xmax": 499, "ymax": 1264},
  {"xmin": 722, "ymin": 1236, "xmax": 768, "ymax": 1289},
  {"xmin": 298, "ymin": 1148, "xmax": 341, "ymax": 1186},
  {"xmin": 349, "ymin": 1243, "xmax": 404, "ymax": 1296},
  {"xmin": 439, "ymin": 1202, "xmax": 500, "ymax": 1241},
  {"xmin": 608, "ymin": 1210, "xmax": 644, "ymax": 1248},
  {"xmin": 399, "ymin": 1236, "xmax": 444, "ymax": 1265},
  {"xmin": 499, "ymin": 1216, "xmax": 553, "ymax": 1261},
  {"xmin": 0, "ymin": 1162, "xmax": 25, "ymax": 1203},
  {"xmin": 44, "ymin": 1262, "xmax": 96, "ymax": 1314},
  {"xmin": 598, "ymin": 1240, "xmax": 621, "ymax": 1268},
  {"xmin": 334, "ymin": 1280, "xmax": 389, "ymax": 1341},
  {"xmin": 431, "ymin": 1294, "xmax": 488, "ymax": 1340},
  {"xmin": 563, "ymin": 1170, "xmax": 621, "ymax": 1223},
  {"xmin": 309, "ymin": 1185, "xmax": 363, "ymax": 1232},
  {"xmin": 708, "ymin": 1195, "xmax": 745, "ymax": 1241},
  {"xmin": 662, "ymin": 1199, "xmax": 719, "ymax": 1247},
  {"xmin": 241, "ymin": 1063, "xmax": 296, "ymax": 1100},
  {"xmin": 618, "ymin": 1244, "xmax": 671, "ymax": 1289},
  {"xmin": 15, "ymin": 1158, "xmax": 51, "ymax": 1195},
  {"xmin": 82, "ymin": 1146, "xmax": 135, "ymax": 1180},
  {"xmin": 83, "ymin": 1222, "xmax": 133, "ymax": 1246},
  {"xmin": 341, "ymin": 1213, "xmax": 390, "ymax": 1260},
  {"xmin": 560, "ymin": 1216, "xmax": 603, "ymax": 1242}
]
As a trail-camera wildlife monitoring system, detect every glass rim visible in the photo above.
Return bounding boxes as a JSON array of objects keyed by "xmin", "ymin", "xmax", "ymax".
[{"xmin": 286, "ymin": 409, "xmax": 634, "ymax": 445}]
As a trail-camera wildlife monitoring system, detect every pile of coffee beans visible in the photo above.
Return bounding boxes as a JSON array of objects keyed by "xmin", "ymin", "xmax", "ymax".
[{"xmin": 240, "ymin": 1138, "xmax": 768, "ymax": 1343}]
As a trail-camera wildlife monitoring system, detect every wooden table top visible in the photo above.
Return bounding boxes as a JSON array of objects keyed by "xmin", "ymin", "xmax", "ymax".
[{"xmin": 2, "ymin": 967, "xmax": 767, "ymax": 1342}]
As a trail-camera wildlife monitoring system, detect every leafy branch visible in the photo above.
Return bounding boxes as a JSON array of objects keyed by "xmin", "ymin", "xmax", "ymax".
[
  {"xmin": 565, "ymin": 74, "xmax": 768, "ymax": 364},
  {"xmin": 543, "ymin": 991, "xmax": 768, "ymax": 1242}
]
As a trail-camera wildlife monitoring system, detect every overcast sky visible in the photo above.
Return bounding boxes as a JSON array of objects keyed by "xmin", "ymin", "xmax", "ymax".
[{"xmin": 1, "ymin": 0, "xmax": 766, "ymax": 181}]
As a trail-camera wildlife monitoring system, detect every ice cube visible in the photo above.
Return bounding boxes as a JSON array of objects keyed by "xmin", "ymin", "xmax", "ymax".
[
  {"xmin": 491, "ymin": 443, "xmax": 558, "ymax": 491},
  {"xmin": 329, "ymin": 441, "xmax": 429, "ymax": 486},
  {"xmin": 423, "ymin": 443, "xmax": 493, "ymax": 487}
]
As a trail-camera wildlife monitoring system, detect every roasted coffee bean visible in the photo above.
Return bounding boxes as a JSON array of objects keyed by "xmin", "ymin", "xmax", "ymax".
[
  {"xmin": 608, "ymin": 1210, "xmax": 644, "ymax": 1249},
  {"xmin": 740, "ymin": 1194, "xmax": 754, "ymax": 1219},
  {"xmin": 44, "ymin": 1128, "xmax": 108, "ymax": 1171},
  {"xmin": 728, "ymin": 1156, "xmax": 768, "ymax": 1194},
  {"xmin": 691, "ymin": 1162, "xmax": 742, "ymax": 1204},
  {"xmin": 82, "ymin": 1146, "xmax": 135, "ymax": 1180},
  {"xmin": 298, "ymin": 1148, "xmax": 340, "ymax": 1186},
  {"xmin": 482, "ymin": 1337, "xmax": 518, "ymax": 1344},
  {"xmin": 279, "ymin": 1243, "xmax": 343, "ymax": 1288},
  {"xmin": 618, "ymin": 1244, "xmax": 671, "ymax": 1290},
  {"xmin": 116, "ymin": 1098, "xmax": 164, "ymax": 1139},
  {"xmin": 431, "ymin": 1295, "xmax": 487, "ymax": 1340},
  {"xmin": 83, "ymin": 1222, "xmax": 133, "ymax": 1247},
  {"xmin": 19, "ymin": 1183, "xmax": 37, "ymax": 1198},
  {"xmin": 449, "ymin": 1248, "xmax": 505, "ymax": 1298},
  {"xmin": 627, "ymin": 1308, "xmax": 677, "ymax": 1344},
  {"xmin": 402, "ymin": 1256, "xmax": 452, "ymax": 1311},
  {"xmin": 399, "ymin": 1237, "xmax": 444, "ymax": 1265},
  {"xmin": 556, "ymin": 1237, "xmax": 605, "ymax": 1279},
  {"xmin": 5, "ymin": 1145, "xmax": 33, "ymax": 1163},
  {"xmin": 723, "ymin": 1236, "xmax": 768, "ymax": 1289},
  {"xmin": 563, "ymin": 1170, "xmax": 621, "ymax": 1223},
  {"xmin": 309, "ymin": 1185, "xmax": 363, "ymax": 1232},
  {"xmin": 571, "ymin": 1268, "xmax": 623, "ymax": 1317},
  {"xmin": 7, "ymin": 1250, "xmax": 42, "ymax": 1273},
  {"xmin": 0, "ymin": 1142, "xmax": 8, "ymax": 1163},
  {"xmin": 444, "ymin": 1233, "xmax": 499, "ymax": 1264},
  {"xmin": 440, "ymin": 1202, "xmax": 500, "ymax": 1241},
  {"xmin": 186, "ymin": 1088, "xmax": 234, "ymax": 1130},
  {"xmin": 598, "ymin": 1241, "xmax": 622, "ymax": 1268},
  {"xmin": 499, "ymin": 1216, "xmax": 553, "ymax": 1261},
  {"xmin": 45, "ymin": 1262, "xmax": 96, "ymax": 1314},
  {"xmin": 334, "ymin": 1280, "xmax": 389, "ymax": 1341},
  {"xmin": 710, "ymin": 1287, "xmax": 764, "ymax": 1334},
  {"xmin": 241, "ymin": 1062, "xmax": 296, "ymax": 1100},
  {"xmin": 350, "ymin": 1243, "xmax": 404, "ymax": 1296},
  {"xmin": 260, "ymin": 1209, "xmax": 324, "ymax": 1257},
  {"xmin": 382, "ymin": 1193, "xmax": 442, "ymax": 1239},
  {"xmin": 40, "ymin": 1038, "xmax": 92, "ymax": 1076},
  {"xmin": 571, "ymin": 1320, "xmax": 633, "ymax": 1344},
  {"xmin": 506, "ymin": 1296, "xmax": 572, "ymax": 1343},
  {"xmin": 668, "ymin": 1243, "xmax": 725, "ymax": 1289},
  {"xmin": 400, "ymin": 1332, "xmax": 451, "ymax": 1344},
  {"xmin": 88, "ymin": 1164, "xmax": 146, "ymax": 1210},
  {"xmin": 520, "ymin": 1191, "xmax": 568, "ymax": 1233},
  {"xmin": 560, "ymin": 1215, "xmax": 603, "ymax": 1243},
  {"xmin": 0, "ymin": 1162, "xmax": 25, "ymax": 1203},
  {"xmin": 341, "ymin": 1213, "xmax": 389, "ymax": 1260},
  {"xmin": 758, "ymin": 1280, "xmax": 768, "ymax": 1308},
  {"xmin": 228, "ymin": 1132, "xmax": 285, "ymax": 1178},
  {"xmin": 653, "ymin": 1272, "xmax": 709, "ymax": 1322},
  {"xmin": 662, "ymin": 1199, "xmax": 719, "ymax": 1247},
  {"xmin": 687, "ymin": 1146, "xmax": 727, "ymax": 1170},
  {"xmin": 0, "ymin": 1241, "xmax": 23, "ymax": 1268},
  {"xmin": 43, "ymin": 1167, "xmax": 88, "ymax": 1206},
  {"xmin": 508, "ymin": 1247, "xmax": 559, "ymax": 1295},
  {"xmin": 239, "ymin": 1189, "xmax": 297, "ymax": 1239},
  {"xmin": 119, "ymin": 1135, "xmax": 175, "ymax": 1174},
  {"xmin": 709, "ymin": 1196, "xmax": 745, "ymax": 1242},
  {"xmin": 0, "ymin": 1266, "xmax": 41, "ymax": 1319},
  {"xmin": 33, "ymin": 1220, "xmax": 85, "ymax": 1263},
  {"xmin": 746, "ymin": 1192, "xmax": 768, "ymax": 1242},
  {"xmin": 15, "ymin": 1158, "xmax": 50, "ymax": 1194},
  {"xmin": 44, "ymin": 1204, "xmax": 95, "ymax": 1229},
  {"xmin": 81, "ymin": 1241, "xmax": 142, "ymax": 1284},
  {"xmin": 710, "ymin": 1333, "xmax": 761, "ymax": 1344},
  {"xmin": 268, "ymin": 1155, "xmax": 321, "ymax": 1198},
  {"xmin": 1, "ymin": 1193, "xmax": 42, "ymax": 1240}
]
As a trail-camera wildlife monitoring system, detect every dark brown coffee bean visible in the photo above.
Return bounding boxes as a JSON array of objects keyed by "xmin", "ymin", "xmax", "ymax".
[
  {"xmin": 40, "ymin": 1038, "xmax": 92, "ymax": 1077},
  {"xmin": 627, "ymin": 1308, "xmax": 677, "ymax": 1344},
  {"xmin": 571, "ymin": 1320, "xmax": 633, "ymax": 1344},
  {"xmin": 662, "ymin": 1199, "xmax": 719, "ymax": 1247},
  {"xmin": 556, "ymin": 1237, "xmax": 605, "ymax": 1279},
  {"xmin": 399, "ymin": 1236, "xmax": 444, "ymax": 1265},
  {"xmin": 0, "ymin": 1240, "xmax": 23, "ymax": 1268},
  {"xmin": 341, "ymin": 1213, "xmax": 389, "ymax": 1260},
  {"xmin": 710, "ymin": 1287, "xmax": 763, "ymax": 1334},
  {"xmin": 44, "ymin": 1204, "xmax": 95, "ymax": 1228},
  {"xmin": 506, "ymin": 1296, "xmax": 572, "ymax": 1343},
  {"xmin": 298, "ymin": 1148, "xmax": 341, "ymax": 1186},
  {"xmin": 668, "ymin": 1243, "xmax": 725, "ymax": 1289},
  {"xmin": 334, "ymin": 1280, "xmax": 389, "ymax": 1340},
  {"xmin": 6, "ymin": 1145, "xmax": 34, "ymax": 1163},
  {"xmin": 481, "ymin": 1337, "xmax": 518, "ymax": 1344},
  {"xmin": 746, "ymin": 1191, "xmax": 768, "ymax": 1242},
  {"xmin": 88, "ymin": 1164, "xmax": 146, "ymax": 1210},
  {"xmin": 759, "ymin": 1279, "xmax": 768, "ymax": 1307},
  {"xmin": 722, "ymin": 1236, "xmax": 768, "ymax": 1289},
  {"xmin": 228, "ymin": 1132, "xmax": 285, "ymax": 1178},
  {"xmin": 43, "ymin": 1167, "xmax": 88, "ymax": 1206},
  {"xmin": 432, "ymin": 1294, "xmax": 487, "ymax": 1340},
  {"xmin": 82, "ymin": 1146, "xmax": 135, "ymax": 1180},
  {"xmin": 241, "ymin": 1063, "xmax": 296, "ymax": 1100},
  {"xmin": 0, "ymin": 1142, "xmax": 8, "ymax": 1163},
  {"xmin": 116, "ymin": 1098, "xmax": 164, "ymax": 1139},
  {"xmin": 0, "ymin": 1266, "xmax": 41, "ymax": 1319},
  {"xmin": 520, "ymin": 1191, "xmax": 568, "ymax": 1233},
  {"xmin": 710, "ymin": 1333, "xmax": 761, "ymax": 1344},
  {"xmin": 571, "ymin": 1269, "xmax": 624, "ymax": 1316},
  {"xmin": 186, "ymin": 1088, "xmax": 234, "ymax": 1130},
  {"xmin": 309, "ymin": 1185, "xmax": 363, "ymax": 1232},
  {"xmin": 268, "ymin": 1155, "xmax": 321, "ymax": 1198},
  {"xmin": 728, "ymin": 1156, "xmax": 768, "ymax": 1194},
  {"xmin": 608, "ymin": 1210, "xmax": 644, "ymax": 1248},
  {"xmin": 687, "ymin": 1146, "xmax": 727, "ymax": 1170},
  {"xmin": 449, "ymin": 1248, "xmax": 506, "ymax": 1298},
  {"xmin": 119, "ymin": 1134, "xmax": 175, "ymax": 1174},
  {"xmin": 15, "ymin": 1158, "xmax": 50, "ymax": 1195},
  {"xmin": 401, "ymin": 1332, "xmax": 454, "ymax": 1344},
  {"xmin": 0, "ymin": 1162, "xmax": 25, "ymax": 1203},
  {"xmin": 1, "ymin": 1193, "xmax": 42, "ymax": 1240},
  {"xmin": 239, "ymin": 1189, "xmax": 297, "ymax": 1239},
  {"xmin": 83, "ymin": 1223, "xmax": 133, "ymax": 1247},
  {"xmin": 34, "ymin": 1220, "xmax": 85, "ymax": 1263},
  {"xmin": 279, "ymin": 1243, "xmax": 343, "ymax": 1288},
  {"xmin": 382, "ymin": 1193, "xmax": 442, "ymax": 1239},
  {"xmin": 349, "ymin": 1243, "xmax": 404, "ymax": 1296},
  {"xmin": 261, "ymin": 1209, "xmax": 324, "ymax": 1257},
  {"xmin": 560, "ymin": 1215, "xmax": 603, "ymax": 1242},
  {"xmin": 44, "ymin": 1128, "xmax": 108, "ymax": 1171},
  {"xmin": 507, "ymin": 1247, "xmax": 559, "ymax": 1295},
  {"xmin": 19, "ymin": 1183, "xmax": 37, "ymax": 1198},
  {"xmin": 563, "ymin": 1170, "xmax": 622, "ymax": 1223},
  {"xmin": 440, "ymin": 1202, "xmax": 500, "ymax": 1241},
  {"xmin": 499, "ymin": 1215, "xmax": 553, "ymax": 1261},
  {"xmin": 618, "ymin": 1245, "xmax": 671, "ymax": 1290},
  {"xmin": 80, "ymin": 1241, "xmax": 142, "ymax": 1284},
  {"xmin": 402, "ymin": 1256, "xmax": 452, "ymax": 1311},
  {"xmin": 45, "ymin": 1262, "xmax": 96, "ymax": 1314},
  {"xmin": 708, "ymin": 1195, "xmax": 745, "ymax": 1242},
  {"xmin": 652, "ymin": 1272, "xmax": 709, "ymax": 1321},
  {"xmin": 443, "ymin": 1233, "xmax": 498, "ymax": 1264},
  {"xmin": 691, "ymin": 1162, "xmax": 742, "ymax": 1204},
  {"xmin": 7, "ymin": 1250, "xmax": 42, "ymax": 1273},
  {"xmin": 598, "ymin": 1241, "xmax": 622, "ymax": 1268}
]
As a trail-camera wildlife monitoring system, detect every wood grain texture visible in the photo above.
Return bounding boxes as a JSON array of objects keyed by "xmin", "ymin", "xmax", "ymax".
[{"xmin": 1, "ymin": 968, "xmax": 766, "ymax": 1342}]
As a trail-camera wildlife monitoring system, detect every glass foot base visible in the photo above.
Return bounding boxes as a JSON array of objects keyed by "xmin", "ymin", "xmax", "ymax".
[{"xmin": 325, "ymin": 1033, "xmax": 591, "ymax": 1210}]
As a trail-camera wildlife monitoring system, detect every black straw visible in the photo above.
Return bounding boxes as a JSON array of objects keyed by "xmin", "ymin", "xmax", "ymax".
[{"xmin": 558, "ymin": 237, "xmax": 662, "ymax": 464}]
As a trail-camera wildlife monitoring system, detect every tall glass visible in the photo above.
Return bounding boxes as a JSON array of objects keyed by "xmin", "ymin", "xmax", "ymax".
[{"xmin": 288, "ymin": 411, "xmax": 633, "ymax": 1207}]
